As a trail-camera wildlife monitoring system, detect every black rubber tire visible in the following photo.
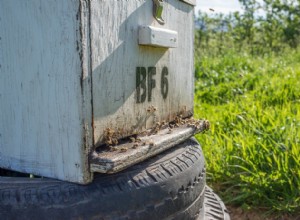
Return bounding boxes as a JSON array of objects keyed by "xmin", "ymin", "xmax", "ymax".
[
  {"xmin": 198, "ymin": 186, "xmax": 230, "ymax": 220},
  {"xmin": 0, "ymin": 138, "xmax": 206, "ymax": 220}
]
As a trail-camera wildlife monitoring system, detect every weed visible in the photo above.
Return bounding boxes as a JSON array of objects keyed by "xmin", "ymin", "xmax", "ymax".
[{"xmin": 194, "ymin": 49, "xmax": 300, "ymax": 214}]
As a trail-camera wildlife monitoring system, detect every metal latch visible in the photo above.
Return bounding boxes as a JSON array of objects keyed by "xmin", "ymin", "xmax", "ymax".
[{"xmin": 153, "ymin": 0, "xmax": 165, "ymax": 25}]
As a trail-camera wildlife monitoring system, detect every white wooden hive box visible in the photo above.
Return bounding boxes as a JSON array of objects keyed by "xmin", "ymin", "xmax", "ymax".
[{"xmin": 0, "ymin": 0, "xmax": 196, "ymax": 184}]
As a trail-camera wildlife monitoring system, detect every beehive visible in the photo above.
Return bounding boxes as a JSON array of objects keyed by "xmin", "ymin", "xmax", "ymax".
[{"xmin": 0, "ymin": 0, "xmax": 196, "ymax": 184}]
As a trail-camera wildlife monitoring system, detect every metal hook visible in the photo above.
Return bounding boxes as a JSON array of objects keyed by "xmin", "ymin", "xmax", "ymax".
[{"xmin": 153, "ymin": 0, "xmax": 165, "ymax": 25}]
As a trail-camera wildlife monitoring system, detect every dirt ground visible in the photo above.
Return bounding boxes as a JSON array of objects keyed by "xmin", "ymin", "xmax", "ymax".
[{"xmin": 227, "ymin": 206, "xmax": 300, "ymax": 220}]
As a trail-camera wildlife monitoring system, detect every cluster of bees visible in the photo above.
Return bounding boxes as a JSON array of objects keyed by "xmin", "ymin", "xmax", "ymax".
[
  {"xmin": 149, "ymin": 120, "xmax": 168, "ymax": 135},
  {"xmin": 103, "ymin": 126, "xmax": 154, "ymax": 153},
  {"xmin": 106, "ymin": 135, "xmax": 154, "ymax": 153},
  {"xmin": 149, "ymin": 114, "xmax": 210, "ymax": 133},
  {"xmin": 184, "ymin": 117, "xmax": 210, "ymax": 131},
  {"xmin": 103, "ymin": 127, "xmax": 119, "ymax": 146},
  {"xmin": 102, "ymin": 106, "xmax": 210, "ymax": 153}
]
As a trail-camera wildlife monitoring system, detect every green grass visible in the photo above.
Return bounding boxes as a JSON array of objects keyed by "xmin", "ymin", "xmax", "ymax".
[{"xmin": 194, "ymin": 49, "xmax": 300, "ymax": 214}]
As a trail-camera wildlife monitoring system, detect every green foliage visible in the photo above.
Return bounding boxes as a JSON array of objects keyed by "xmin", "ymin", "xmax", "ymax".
[
  {"xmin": 194, "ymin": 1, "xmax": 300, "ymax": 214},
  {"xmin": 195, "ymin": 0, "xmax": 300, "ymax": 55},
  {"xmin": 194, "ymin": 49, "xmax": 300, "ymax": 213}
]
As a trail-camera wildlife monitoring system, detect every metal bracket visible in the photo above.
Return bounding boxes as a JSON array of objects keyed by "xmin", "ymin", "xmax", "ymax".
[
  {"xmin": 138, "ymin": 25, "xmax": 178, "ymax": 48},
  {"xmin": 153, "ymin": 0, "xmax": 165, "ymax": 25}
]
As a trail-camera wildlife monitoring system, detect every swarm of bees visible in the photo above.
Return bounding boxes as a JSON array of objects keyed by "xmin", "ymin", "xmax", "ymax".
[
  {"xmin": 109, "ymin": 146, "xmax": 118, "ymax": 151},
  {"xmin": 192, "ymin": 119, "xmax": 210, "ymax": 131},
  {"xmin": 132, "ymin": 143, "xmax": 139, "ymax": 149},
  {"xmin": 168, "ymin": 114, "xmax": 210, "ymax": 133},
  {"xmin": 103, "ymin": 127, "xmax": 128, "ymax": 152},
  {"xmin": 130, "ymin": 137, "xmax": 143, "ymax": 149},
  {"xmin": 119, "ymin": 147, "xmax": 128, "ymax": 152},
  {"xmin": 149, "ymin": 120, "xmax": 167, "ymax": 135},
  {"xmin": 103, "ymin": 127, "xmax": 144, "ymax": 152},
  {"xmin": 203, "ymin": 120, "xmax": 210, "ymax": 130},
  {"xmin": 102, "ymin": 111, "xmax": 210, "ymax": 153},
  {"xmin": 103, "ymin": 127, "xmax": 119, "ymax": 146},
  {"xmin": 185, "ymin": 117, "xmax": 210, "ymax": 132}
]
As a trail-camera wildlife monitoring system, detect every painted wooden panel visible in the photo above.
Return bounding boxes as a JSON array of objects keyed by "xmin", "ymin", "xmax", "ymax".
[
  {"xmin": 0, "ymin": 0, "xmax": 92, "ymax": 183},
  {"xmin": 0, "ymin": 0, "xmax": 195, "ymax": 183},
  {"xmin": 90, "ymin": 0, "xmax": 195, "ymax": 146}
]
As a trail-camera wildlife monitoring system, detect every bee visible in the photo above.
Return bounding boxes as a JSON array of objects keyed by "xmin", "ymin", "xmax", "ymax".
[
  {"xmin": 187, "ymin": 123, "xmax": 193, "ymax": 128},
  {"xmin": 120, "ymin": 147, "xmax": 128, "ymax": 152},
  {"xmin": 105, "ymin": 137, "xmax": 113, "ymax": 146},
  {"xmin": 140, "ymin": 131, "xmax": 148, "ymax": 136},
  {"xmin": 117, "ymin": 128, "xmax": 125, "ymax": 137},
  {"xmin": 104, "ymin": 127, "xmax": 114, "ymax": 136},
  {"xmin": 104, "ymin": 127, "xmax": 119, "ymax": 146},
  {"xmin": 112, "ymin": 139, "xmax": 118, "ymax": 145},
  {"xmin": 147, "ymin": 105, "xmax": 157, "ymax": 113},
  {"xmin": 110, "ymin": 146, "xmax": 118, "ymax": 151},
  {"xmin": 149, "ymin": 140, "xmax": 154, "ymax": 147},
  {"xmin": 204, "ymin": 120, "xmax": 210, "ymax": 130}
]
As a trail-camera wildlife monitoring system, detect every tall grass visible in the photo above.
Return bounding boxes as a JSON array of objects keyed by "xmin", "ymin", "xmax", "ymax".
[{"xmin": 194, "ymin": 49, "xmax": 300, "ymax": 213}]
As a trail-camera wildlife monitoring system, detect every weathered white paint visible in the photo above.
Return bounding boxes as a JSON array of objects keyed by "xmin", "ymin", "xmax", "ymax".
[
  {"xmin": 0, "ymin": 0, "xmax": 93, "ymax": 184},
  {"xmin": 139, "ymin": 25, "xmax": 178, "ymax": 48},
  {"xmin": 90, "ymin": 0, "xmax": 195, "ymax": 146},
  {"xmin": 0, "ymin": 0, "xmax": 195, "ymax": 184}
]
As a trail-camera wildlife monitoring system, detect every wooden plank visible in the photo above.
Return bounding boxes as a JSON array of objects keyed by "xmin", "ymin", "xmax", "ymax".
[
  {"xmin": 90, "ymin": 0, "xmax": 195, "ymax": 147},
  {"xmin": 90, "ymin": 119, "xmax": 209, "ymax": 173},
  {"xmin": 0, "ymin": 0, "xmax": 92, "ymax": 184},
  {"xmin": 79, "ymin": 0, "xmax": 94, "ymax": 183}
]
